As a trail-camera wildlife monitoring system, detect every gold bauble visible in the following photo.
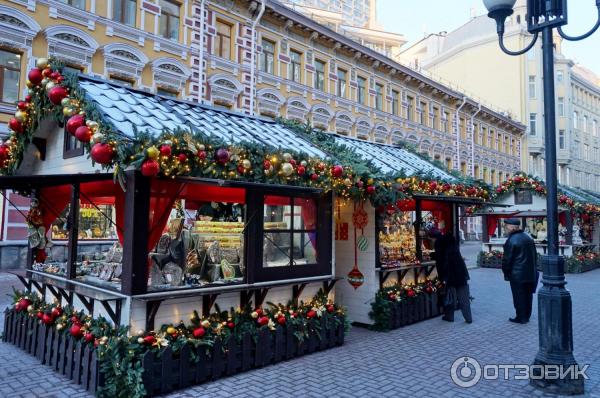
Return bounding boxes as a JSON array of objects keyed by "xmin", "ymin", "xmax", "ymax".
[
  {"xmin": 86, "ymin": 120, "xmax": 99, "ymax": 130},
  {"xmin": 344, "ymin": 178, "xmax": 352, "ymax": 187},
  {"xmin": 282, "ymin": 152, "xmax": 292, "ymax": 162},
  {"xmin": 45, "ymin": 81, "xmax": 56, "ymax": 91},
  {"xmin": 368, "ymin": 178, "xmax": 374, "ymax": 185},
  {"xmin": 36, "ymin": 57, "xmax": 49, "ymax": 69},
  {"xmin": 92, "ymin": 132, "xmax": 104, "ymax": 143},
  {"xmin": 26, "ymin": 80, "xmax": 33, "ymax": 89},
  {"xmin": 14, "ymin": 111, "xmax": 27, "ymax": 123},
  {"xmin": 197, "ymin": 144, "xmax": 205, "ymax": 151},
  {"xmin": 166, "ymin": 326, "xmax": 177, "ymax": 334},
  {"xmin": 281, "ymin": 162, "xmax": 294, "ymax": 176},
  {"xmin": 448, "ymin": 189, "xmax": 456, "ymax": 196},
  {"xmin": 242, "ymin": 159, "xmax": 251, "ymax": 169},
  {"xmin": 61, "ymin": 98, "xmax": 71, "ymax": 107},
  {"xmin": 147, "ymin": 146, "xmax": 159, "ymax": 160},
  {"xmin": 63, "ymin": 107, "xmax": 75, "ymax": 117}
]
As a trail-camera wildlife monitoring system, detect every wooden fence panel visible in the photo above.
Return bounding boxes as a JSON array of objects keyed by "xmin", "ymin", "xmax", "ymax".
[
  {"xmin": 81, "ymin": 345, "xmax": 92, "ymax": 390},
  {"xmin": 179, "ymin": 344, "xmax": 192, "ymax": 389},
  {"xmin": 73, "ymin": 341, "xmax": 83, "ymax": 384},
  {"xmin": 65, "ymin": 337, "xmax": 75, "ymax": 379},
  {"xmin": 211, "ymin": 339, "xmax": 225, "ymax": 380}
]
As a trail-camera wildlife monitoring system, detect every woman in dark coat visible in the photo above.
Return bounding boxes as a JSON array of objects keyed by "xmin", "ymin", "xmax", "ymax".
[{"xmin": 430, "ymin": 229, "xmax": 472, "ymax": 323}]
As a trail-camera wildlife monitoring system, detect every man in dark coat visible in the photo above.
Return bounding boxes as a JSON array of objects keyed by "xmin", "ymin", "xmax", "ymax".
[
  {"xmin": 429, "ymin": 229, "xmax": 472, "ymax": 323},
  {"xmin": 502, "ymin": 218, "xmax": 539, "ymax": 324}
]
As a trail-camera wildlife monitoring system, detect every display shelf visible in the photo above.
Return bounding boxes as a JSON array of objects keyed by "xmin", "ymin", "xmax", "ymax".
[{"xmin": 375, "ymin": 261, "xmax": 437, "ymax": 288}]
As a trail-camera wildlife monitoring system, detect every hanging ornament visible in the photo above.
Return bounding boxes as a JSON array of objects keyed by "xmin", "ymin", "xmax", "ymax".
[
  {"xmin": 300, "ymin": 160, "xmax": 308, "ymax": 167},
  {"xmin": 332, "ymin": 165, "xmax": 344, "ymax": 178},
  {"xmin": 36, "ymin": 58, "xmax": 49, "ymax": 69},
  {"xmin": 146, "ymin": 146, "xmax": 159, "ymax": 160},
  {"xmin": 8, "ymin": 118, "xmax": 23, "ymax": 134},
  {"xmin": 66, "ymin": 115, "xmax": 85, "ymax": 135},
  {"xmin": 344, "ymin": 178, "xmax": 352, "ymax": 188},
  {"xmin": 90, "ymin": 143, "xmax": 114, "ymax": 164},
  {"xmin": 75, "ymin": 126, "xmax": 92, "ymax": 142},
  {"xmin": 282, "ymin": 152, "xmax": 292, "ymax": 162},
  {"xmin": 281, "ymin": 162, "xmax": 294, "ymax": 177},
  {"xmin": 366, "ymin": 185, "xmax": 376, "ymax": 195},
  {"xmin": 141, "ymin": 159, "xmax": 159, "ymax": 177},
  {"xmin": 357, "ymin": 235, "xmax": 369, "ymax": 252},
  {"xmin": 63, "ymin": 107, "xmax": 75, "ymax": 117},
  {"xmin": 14, "ymin": 111, "xmax": 27, "ymax": 123},
  {"xmin": 347, "ymin": 265, "xmax": 364, "ymax": 289},
  {"xmin": 297, "ymin": 165, "xmax": 306, "ymax": 175},
  {"xmin": 242, "ymin": 159, "xmax": 251, "ymax": 169},
  {"xmin": 177, "ymin": 153, "xmax": 188, "ymax": 163},
  {"xmin": 215, "ymin": 148, "xmax": 230, "ymax": 164},
  {"xmin": 28, "ymin": 69, "xmax": 43, "ymax": 86},
  {"xmin": 91, "ymin": 132, "xmax": 104, "ymax": 144},
  {"xmin": 47, "ymin": 86, "xmax": 68, "ymax": 105},
  {"xmin": 352, "ymin": 206, "xmax": 368, "ymax": 230},
  {"xmin": 159, "ymin": 144, "xmax": 172, "ymax": 157},
  {"xmin": 263, "ymin": 159, "xmax": 271, "ymax": 170}
]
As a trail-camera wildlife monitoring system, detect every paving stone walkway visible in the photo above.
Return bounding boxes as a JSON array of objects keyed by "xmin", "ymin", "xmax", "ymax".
[{"xmin": 1, "ymin": 267, "xmax": 600, "ymax": 397}]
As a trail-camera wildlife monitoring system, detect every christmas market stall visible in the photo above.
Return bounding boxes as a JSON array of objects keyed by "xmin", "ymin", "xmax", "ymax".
[
  {"xmin": 0, "ymin": 62, "xmax": 359, "ymax": 397},
  {"xmin": 475, "ymin": 173, "xmax": 600, "ymax": 272},
  {"xmin": 306, "ymin": 133, "xmax": 488, "ymax": 331}
]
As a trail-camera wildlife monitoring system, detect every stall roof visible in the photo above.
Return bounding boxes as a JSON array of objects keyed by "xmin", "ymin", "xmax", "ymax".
[
  {"xmin": 331, "ymin": 134, "xmax": 455, "ymax": 180},
  {"xmin": 559, "ymin": 185, "xmax": 600, "ymax": 205},
  {"xmin": 77, "ymin": 77, "xmax": 328, "ymax": 159}
]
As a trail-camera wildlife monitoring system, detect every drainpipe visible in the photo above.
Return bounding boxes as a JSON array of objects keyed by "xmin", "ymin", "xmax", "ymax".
[
  {"xmin": 249, "ymin": 0, "xmax": 266, "ymax": 115},
  {"xmin": 455, "ymin": 96, "xmax": 467, "ymax": 171},
  {"xmin": 470, "ymin": 103, "xmax": 482, "ymax": 177},
  {"xmin": 197, "ymin": 0, "xmax": 206, "ymax": 104}
]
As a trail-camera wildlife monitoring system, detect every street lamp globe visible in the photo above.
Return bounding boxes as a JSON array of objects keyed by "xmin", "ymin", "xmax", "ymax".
[{"xmin": 483, "ymin": 0, "xmax": 516, "ymax": 21}]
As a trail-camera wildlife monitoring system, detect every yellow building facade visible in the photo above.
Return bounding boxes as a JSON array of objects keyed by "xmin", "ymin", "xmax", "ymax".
[
  {"xmin": 0, "ymin": 0, "xmax": 194, "ymax": 136},
  {"xmin": 194, "ymin": 0, "xmax": 524, "ymax": 186}
]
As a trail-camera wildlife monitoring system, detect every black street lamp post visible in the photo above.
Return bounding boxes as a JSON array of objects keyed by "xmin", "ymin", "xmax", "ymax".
[{"xmin": 483, "ymin": 0, "xmax": 600, "ymax": 395}]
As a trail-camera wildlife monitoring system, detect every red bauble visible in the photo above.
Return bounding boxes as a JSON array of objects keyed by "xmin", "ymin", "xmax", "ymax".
[
  {"xmin": 8, "ymin": 118, "xmax": 23, "ymax": 134},
  {"xmin": 388, "ymin": 294, "xmax": 397, "ymax": 301},
  {"xmin": 51, "ymin": 307, "xmax": 62, "ymax": 318},
  {"xmin": 143, "ymin": 335, "xmax": 156, "ymax": 345},
  {"xmin": 331, "ymin": 165, "xmax": 344, "ymax": 178},
  {"xmin": 297, "ymin": 165, "xmax": 305, "ymax": 175},
  {"xmin": 289, "ymin": 159, "xmax": 296, "ymax": 166},
  {"xmin": 237, "ymin": 165, "xmax": 245, "ymax": 174},
  {"xmin": 25, "ymin": 95, "xmax": 32, "ymax": 102},
  {"xmin": 47, "ymin": 86, "xmax": 68, "ymax": 105},
  {"xmin": 159, "ymin": 145, "xmax": 172, "ymax": 157},
  {"xmin": 57, "ymin": 76, "xmax": 64, "ymax": 84},
  {"xmin": 28, "ymin": 68, "xmax": 43, "ymax": 86},
  {"xmin": 310, "ymin": 173, "xmax": 318, "ymax": 181},
  {"xmin": 255, "ymin": 308, "xmax": 263, "ymax": 316},
  {"xmin": 326, "ymin": 304, "xmax": 334, "ymax": 313},
  {"xmin": 263, "ymin": 160, "xmax": 271, "ymax": 170},
  {"xmin": 192, "ymin": 327, "xmax": 206, "ymax": 339},
  {"xmin": 17, "ymin": 101, "xmax": 28, "ymax": 110},
  {"xmin": 18, "ymin": 298, "xmax": 31, "ymax": 311},
  {"xmin": 215, "ymin": 148, "xmax": 230, "ymax": 164},
  {"xmin": 50, "ymin": 72, "xmax": 60, "ymax": 80},
  {"xmin": 257, "ymin": 316, "xmax": 269, "ymax": 326},
  {"xmin": 84, "ymin": 332, "xmax": 94, "ymax": 343},
  {"xmin": 75, "ymin": 126, "xmax": 92, "ymax": 142},
  {"xmin": 177, "ymin": 153, "xmax": 187, "ymax": 163},
  {"xmin": 90, "ymin": 143, "xmax": 114, "ymax": 164},
  {"xmin": 36, "ymin": 311, "xmax": 44, "ymax": 320},
  {"xmin": 42, "ymin": 68, "xmax": 53, "ymax": 78},
  {"xmin": 70, "ymin": 315, "xmax": 79, "ymax": 323},
  {"xmin": 66, "ymin": 115, "xmax": 85, "ymax": 135},
  {"xmin": 277, "ymin": 316, "xmax": 286, "ymax": 326},
  {"xmin": 42, "ymin": 313, "xmax": 53, "ymax": 325},
  {"xmin": 141, "ymin": 159, "xmax": 160, "ymax": 177},
  {"xmin": 197, "ymin": 150, "xmax": 207, "ymax": 160},
  {"xmin": 227, "ymin": 322, "xmax": 235, "ymax": 330},
  {"xmin": 407, "ymin": 289, "xmax": 416, "ymax": 298},
  {"xmin": 366, "ymin": 185, "xmax": 376, "ymax": 195},
  {"xmin": 425, "ymin": 286, "xmax": 433, "ymax": 294},
  {"xmin": 306, "ymin": 310, "xmax": 317, "ymax": 319},
  {"xmin": 70, "ymin": 324, "xmax": 83, "ymax": 338}
]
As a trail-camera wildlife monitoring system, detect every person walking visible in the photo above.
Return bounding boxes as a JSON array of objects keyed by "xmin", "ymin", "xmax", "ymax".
[
  {"xmin": 429, "ymin": 229, "xmax": 472, "ymax": 324},
  {"xmin": 502, "ymin": 218, "xmax": 539, "ymax": 324}
]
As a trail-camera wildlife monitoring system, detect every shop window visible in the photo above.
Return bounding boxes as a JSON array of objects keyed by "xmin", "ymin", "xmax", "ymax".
[
  {"xmin": 63, "ymin": 126, "xmax": 84, "ymax": 159},
  {"xmin": 60, "ymin": 0, "xmax": 85, "ymax": 9},
  {"xmin": 114, "ymin": 0, "xmax": 137, "ymax": 26},
  {"xmin": 260, "ymin": 39, "xmax": 275, "ymax": 74},
  {"xmin": 215, "ymin": 19, "xmax": 232, "ymax": 59},
  {"xmin": 263, "ymin": 196, "xmax": 317, "ymax": 268},
  {"xmin": 0, "ymin": 50, "xmax": 21, "ymax": 104},
  {"xmin": 289, "ymin": 50, "xmax": 302, "ymax": 83},
  {"xmin": 159, "ymin": 0, "xmax": 180, "ymax": 40}
]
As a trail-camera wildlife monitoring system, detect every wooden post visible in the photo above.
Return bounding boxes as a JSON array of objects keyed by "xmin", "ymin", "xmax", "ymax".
[
  {"xmin": 415, "ymin": 199, "xmax": 423, "ymax": 262},
  {"xmin": 453, "ymin": 203, "xmax": 460, "ymax": 244},
  {"xmin": 121, "ymin": 170, "xmax": 150, "ymax": 295},
  {"xmin": 482, "ymin": 215, "xmax": 490, "ymax": 243},
  {"xmin": 66, "ymin": 184, "xmax": 80, "ymax": 280},
  {"xmin": 26, "ymin": 189, "xmax": 38, "ymax": 270},
  {"xmin": 565, "ymin": 211, "xmax": 573, "ymax": 245}
]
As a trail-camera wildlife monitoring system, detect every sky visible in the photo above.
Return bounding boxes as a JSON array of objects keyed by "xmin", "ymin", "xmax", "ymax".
[{"xmin": 377, "ymin": 0, "xmax": 600, "ymax": 76}]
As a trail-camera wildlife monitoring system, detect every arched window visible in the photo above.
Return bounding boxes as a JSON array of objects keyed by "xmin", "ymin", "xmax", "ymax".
[
  {"xmin": 335, "ymin": 112, "xmax": 354, "ymax": 136},
  {"xmin": 256, "ymin": 88, "xmax": 285, "ymax": 118},
  {"xmin": 45, "ymin": 25, "xmax": 99, "ymax": 71},
  {"xmin": 153, "ymin": 57, "xmax": 192, "ymax": 97},
  {"xmin": 286, "ymin": 97, "xmax": 309, "ymax": 123},
  {"xmin": 311, "ymin": 104, "xmax": 333, "ymax": 130},
  {"xmin": 103, "ymin": 43, "xmax": 148, "ymax": 86}
]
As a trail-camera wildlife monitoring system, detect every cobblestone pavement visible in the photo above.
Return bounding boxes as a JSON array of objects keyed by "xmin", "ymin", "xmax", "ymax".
[{"xmin": 2, "ymin": 268, "xmax": 600, "ymax": 398}]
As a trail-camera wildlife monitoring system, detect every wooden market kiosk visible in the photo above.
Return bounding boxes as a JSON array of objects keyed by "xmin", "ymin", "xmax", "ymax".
[
  {"xmin": 1, "ymin": 75, "xmax": 348, "ymax": 395},
  {"xmin": 328, "ymin": 135, "xmax": 485, "ymax": 328}
]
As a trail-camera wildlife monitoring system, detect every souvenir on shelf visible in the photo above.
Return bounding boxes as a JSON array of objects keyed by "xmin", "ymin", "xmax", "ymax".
[{"xmin": 378, "ymin": 211, "xmax": 418, "ymax": 267}]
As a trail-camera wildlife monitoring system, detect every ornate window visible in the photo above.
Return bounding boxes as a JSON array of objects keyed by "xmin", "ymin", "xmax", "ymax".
[
  {"xmin": 311, "ymin": 104, "xmax": 333, "ymax": 130},
  {"xmin": 159, "ymin": 0, "xmax": 180, "ymax": 40},
  {"xmin": 373, "ymin": 124, "xmax": 388, "ymax": 143},
  {"xmin": 257, "ymin": 88, "xmax": 284, "ymax": 118},
  {"xmin": 104, "ymin": 44, "xmax": 148, "ymax": 86},
  {"xmin": 356, "ymin": 118, "xmax": 372, "ymax": 140},
  {"xmin": 207, "ymin": 73, "xmax": 242, "ymax": 108},
  {"xmin": 286, "ymin": 97, "xmax": 309, "ymax": 123},
  {"xmin": 215, "ymin": 19, "xmax": 232, "ymax": 60},
  {"xmin": 152, "ymin": 57, "xmax": 191, "ymax": 95},
  {"xmin": 260, "ymin": 39, "xmax": 275, "ymax": 74},
  {"xmin": 114, "ymin": 0, "xmax": 137, "ymax": 27},
  {"xmin": 335, "ymin": 112, "xmax": 354, "ymax": 136},
  {"xmin": 0, "ymin": 6, "xmax": 41, "ymax": 51},
  {"xmin": 45, "ymin": 26, "xmax": 99, "ymax": 71}
]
